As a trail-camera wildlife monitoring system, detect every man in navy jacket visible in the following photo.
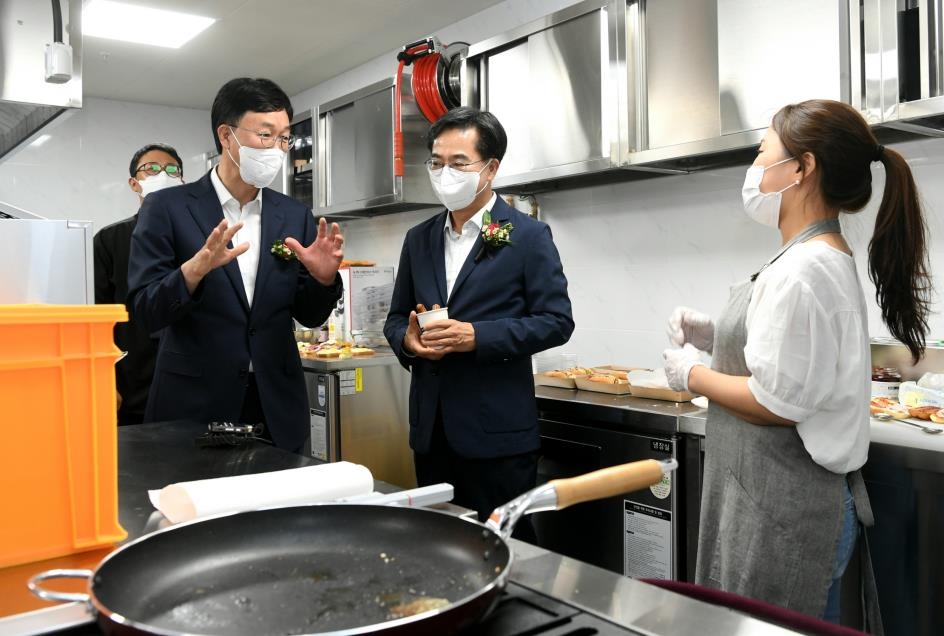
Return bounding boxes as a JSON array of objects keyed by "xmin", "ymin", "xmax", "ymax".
[
  {"xmin": 384, "ymin": 108, "xmax": 574, "ymax": 536},
  {"xmin": 129, "ymin": 78, "xmax": 343, "ymax": 451}
]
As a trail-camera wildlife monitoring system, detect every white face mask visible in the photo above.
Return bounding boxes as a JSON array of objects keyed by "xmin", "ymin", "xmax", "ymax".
[
  {"xmin": 227, "ymin": 126, "xmax": 284, "ymax": 188},
  {"xmin": 428, "ymin": 161, "xmax": 491, "ymax": 211},
  {"xmin": 741, "ymin": 156, "xmax": 799, "ymax": 228},
  {"xmin": 137, "ymin": 171, "xmax": 181, "ymax": 198}
]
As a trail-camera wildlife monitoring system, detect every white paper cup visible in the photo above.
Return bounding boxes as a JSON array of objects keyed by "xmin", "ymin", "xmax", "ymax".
[{"xmin": 417, "ymin": 307, "xmax": 449, "ymax": 330}]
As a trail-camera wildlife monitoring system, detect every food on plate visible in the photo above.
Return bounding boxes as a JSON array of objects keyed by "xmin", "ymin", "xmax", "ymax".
[
  {"xmin": 588, "ymin": 374, "xmax": 627, "ymax": 385},
  {"xmin": 908, "ymin": 405, "xmax": 942, "ymax": 421},
  {"xmin": 543, "ymin": 367, "xmax": 593, "ymax": 378},
  {"xmin": 298, "ymin": 339, "xmax": 365, "ymax": 359},
  {"xmin": 869, "ymin": 396, "xmax": 910, "ymax": 420},
  {"xmin": 930, "ymin": 409, "xmax": 944, "ymax": 424},
  {"xmin": 297, "ymin": 342, "xmax": 318, "ymax": 358}
]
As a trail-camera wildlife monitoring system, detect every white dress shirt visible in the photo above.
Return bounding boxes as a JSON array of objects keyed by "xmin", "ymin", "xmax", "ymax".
[
  {"xmin": 210, "ymin": 166, "xmax": 262, "ymax": 306},
  {"xmin": 443, "ymin": 193, "xmax": 496, "ymax": 300},
  {"xmin": 744, "ymin": 241, "xmax": 871, "ymax": 474}
]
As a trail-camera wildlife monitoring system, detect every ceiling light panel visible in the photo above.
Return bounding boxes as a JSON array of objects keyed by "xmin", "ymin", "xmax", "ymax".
[{"xmin": 83, "ymin": 0, "xmax": 215, "ymax": 49}]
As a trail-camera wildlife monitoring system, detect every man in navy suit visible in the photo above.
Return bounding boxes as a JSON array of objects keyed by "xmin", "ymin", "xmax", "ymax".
[
  {"xmin": 384, "ymin": 108, "xmax": 574, "ymax": 537},
  {"xmin": 129, "ymin": 78, "xmax": 343, "ymax": 452},
  {"xmin": 95, "ymin": 143, "xmax": 183, "ymax": 426}
]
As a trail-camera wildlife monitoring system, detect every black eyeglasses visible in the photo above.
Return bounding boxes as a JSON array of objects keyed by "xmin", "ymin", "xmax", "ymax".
[
  {"xmin": 136, "ymin": 162, "xmax": 182, "ymax": 177},
  {"xmin": 425, "ymin": 158, "xmax": 489, "ymax": 172},
  {"xmin": 229, "ymin": 125, "xmax": 296, "ymax": 150}
]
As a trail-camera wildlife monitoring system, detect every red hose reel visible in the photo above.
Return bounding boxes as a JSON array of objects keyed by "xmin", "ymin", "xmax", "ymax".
[{"xmin": 393, "ymin": 37, "xmax": 464, "ymax": 176}]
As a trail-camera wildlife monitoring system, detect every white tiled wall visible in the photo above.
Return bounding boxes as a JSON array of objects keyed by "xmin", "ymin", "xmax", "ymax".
[
  {"xmin": 336, "ymin": 139, "xmax": 944, "ymax": 369},
  {"xmin": 0, "ymin": 97, "xmax": 211, "ymax": 234}
]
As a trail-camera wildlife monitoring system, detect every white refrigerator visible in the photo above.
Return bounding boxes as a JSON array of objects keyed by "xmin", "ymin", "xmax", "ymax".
[{"xmin": 0, "ymin": 200, "xmax": 93, "ymax": 304}]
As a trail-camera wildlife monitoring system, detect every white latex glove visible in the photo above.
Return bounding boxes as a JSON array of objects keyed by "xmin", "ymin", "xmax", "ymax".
[
  {"xmin": 666, "ymin": 306, "xmax": 715, "ymax": 353},
  {"xmin": 662, "ymin": 344, "xmax": 706, "ymax": 392}
]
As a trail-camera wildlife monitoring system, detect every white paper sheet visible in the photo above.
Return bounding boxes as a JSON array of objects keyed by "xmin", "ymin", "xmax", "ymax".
[{"xmin": 147, "ymin": 461, "xmax": 374, "ymax": 524}]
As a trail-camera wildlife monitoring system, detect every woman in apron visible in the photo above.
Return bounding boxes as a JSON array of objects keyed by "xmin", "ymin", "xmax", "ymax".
[{"xmin": 662, "ymin": 99, "xmax": 932, "ymax": 628}]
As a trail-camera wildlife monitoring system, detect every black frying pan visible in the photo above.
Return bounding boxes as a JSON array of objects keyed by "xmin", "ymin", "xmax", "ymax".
[{"xmin": 30, "ymin": 459, "xmax": 674, "ymax": 635}]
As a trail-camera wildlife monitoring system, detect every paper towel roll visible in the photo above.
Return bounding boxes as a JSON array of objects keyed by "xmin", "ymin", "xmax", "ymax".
[{"xmin": 148, "ymin": 462, "xmax": 374, "ymax": 524}]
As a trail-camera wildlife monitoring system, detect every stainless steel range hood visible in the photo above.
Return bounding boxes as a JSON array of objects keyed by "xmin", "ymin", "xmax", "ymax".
[{"xmin": 0, "ymin": 0, "xmax": 82, "ymax": 161}]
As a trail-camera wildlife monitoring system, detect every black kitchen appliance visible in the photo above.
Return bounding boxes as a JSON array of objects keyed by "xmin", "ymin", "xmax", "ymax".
[{"xmin": 534, "ymin": 393, "xmax": 703, "ymax": 582}]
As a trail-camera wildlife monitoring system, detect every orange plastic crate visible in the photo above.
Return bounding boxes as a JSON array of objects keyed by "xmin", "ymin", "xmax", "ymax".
[{"xmin": 0, "ymin": 304, "xmax": 128, "ymax": 568}]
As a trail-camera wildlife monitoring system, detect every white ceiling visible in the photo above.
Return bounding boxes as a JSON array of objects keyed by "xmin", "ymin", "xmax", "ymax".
[{"xmin": 81, "ymin": 0, "xmax": 504, "ymax": 109}]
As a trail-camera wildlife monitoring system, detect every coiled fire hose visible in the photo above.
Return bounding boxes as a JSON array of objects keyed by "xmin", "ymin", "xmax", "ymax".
[{"xmin": 394, "ymin": 39, "xmax": 451, "ymax": 176}]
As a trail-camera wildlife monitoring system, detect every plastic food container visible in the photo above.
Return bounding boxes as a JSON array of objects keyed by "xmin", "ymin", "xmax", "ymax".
[{"xmin": 0, "ymin": 304, "xmax": 128, "ymax": 568}]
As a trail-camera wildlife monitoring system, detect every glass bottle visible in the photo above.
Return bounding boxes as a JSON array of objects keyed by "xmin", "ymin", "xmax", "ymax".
[{"xmin": 871, "ymin": 367, "xmax": 902, "ymax": 399}]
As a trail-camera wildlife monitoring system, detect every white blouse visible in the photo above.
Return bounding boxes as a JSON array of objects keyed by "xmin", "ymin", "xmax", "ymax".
[{"xmin": 745, "ymin": 240, "xmax": 871, "ymax": 474}]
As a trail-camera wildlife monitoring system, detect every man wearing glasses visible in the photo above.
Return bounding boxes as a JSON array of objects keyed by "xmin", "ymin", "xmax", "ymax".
[
  {"xmin": 384, "ymin": 108, "xmax": 574, "ymax": 540},
  {"xmin": 129, "ymin": 78, "xmax": 343, "ymax": 452},
  {"xmin": 94, "ymin": 143, "xmax": 183, "ymax": 426}
]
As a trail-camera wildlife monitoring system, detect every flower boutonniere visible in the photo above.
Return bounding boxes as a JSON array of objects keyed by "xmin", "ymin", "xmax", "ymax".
[
  {"xmin": 271, "ymin": 239, "xmax": 296, "ymax": 261},
  {"xmin": 476, "ymin": 210, "xmax": 514, "ymax": 261}
]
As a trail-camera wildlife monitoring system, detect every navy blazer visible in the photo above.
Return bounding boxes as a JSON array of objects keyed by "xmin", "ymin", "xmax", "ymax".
[
  {"xmin": 128, "ymin": 171, "xmax": 341, "ymax": 450},
  {"xmin": 384, "ymin": 196, "xmax": 574, "ymax": 459}
]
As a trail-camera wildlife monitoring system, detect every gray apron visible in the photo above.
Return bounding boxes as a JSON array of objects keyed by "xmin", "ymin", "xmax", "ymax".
[{"xmin": 695, "ymin": 220, "xmax": 883, "ymax": 631}]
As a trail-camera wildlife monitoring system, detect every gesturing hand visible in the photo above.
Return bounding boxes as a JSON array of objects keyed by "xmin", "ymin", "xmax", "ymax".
[
  {"xmin": 284, "ymin": 218, "xmax": 343, "ymax": 286},
  {"xmin": 182, "ymin": 219, "xmax": 249, "ymax": 293}
]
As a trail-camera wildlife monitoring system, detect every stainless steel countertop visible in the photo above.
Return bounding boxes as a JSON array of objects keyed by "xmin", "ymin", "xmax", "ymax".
[
  {"xmin": 537, "ymin": 386, "xmax": 944, "ymax": 456},
  {"xmin": 535, "ymin": 385, "xmax": 707, "ymax": 436},
  {"xmin": 508, "ymin": 539, "xmax": 802, "ymax": 635},
  {"xmin": 299, "ymin": 350, "xmax": 401, "ymax": 371},
  {"xmin": 1, "ymin": 421, "xmax": 806, "ymax": 635}
]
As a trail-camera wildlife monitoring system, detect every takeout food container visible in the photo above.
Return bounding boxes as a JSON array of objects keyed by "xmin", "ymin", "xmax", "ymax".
[
  {"xmin": 534, "ymin": 374, "xmax": 578, "ymax": 389},
  {"xmin": 574, "ymin": 375, "xmax": 633, "ymax": 395},
  {"xmin": 628, "ymin": 386, "xmax": 695, "ymax": 402},
  {"xmin": 533, "ymin": 366, "xmax": 594, "ymax": 389}
]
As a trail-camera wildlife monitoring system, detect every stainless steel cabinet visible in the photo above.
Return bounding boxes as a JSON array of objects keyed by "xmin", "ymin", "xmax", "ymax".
[
  {"xmin": 283, "ymin": 109, "xmax": 314, "ymax": 208},
  {"xmin": 862, "ymin": 0, "xmax": 944, "ymax": 134},
  {"xmin": 715, "ymin": 1, "xmax": 849, "ymax": 135},
  {"xmin": 462, "ymin": 1, "xmax": 620, "ymax": 189},
  {"xmin": 460, "ymin": 0, "xmax": 861, "ymax": 187},
  {"xmin": 460, "ymin": 0, "xmax": 944, "ymax": 188},
  {"xmin": 627, "ymin": 0, "xmax": 856, "ymax": 169},
  {"xmin": 315, "ymin": 77, "xmax": 440, "ymax": 218}
]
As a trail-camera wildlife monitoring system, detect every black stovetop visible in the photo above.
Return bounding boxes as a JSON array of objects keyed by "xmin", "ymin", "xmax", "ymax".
[
  {"xmin": 471, "ymin": 582, "xmax": 640, "ymax": 635},
  {"xmin": 52, "ymin": 582, "xmax": 637, "ymax": 636}
]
